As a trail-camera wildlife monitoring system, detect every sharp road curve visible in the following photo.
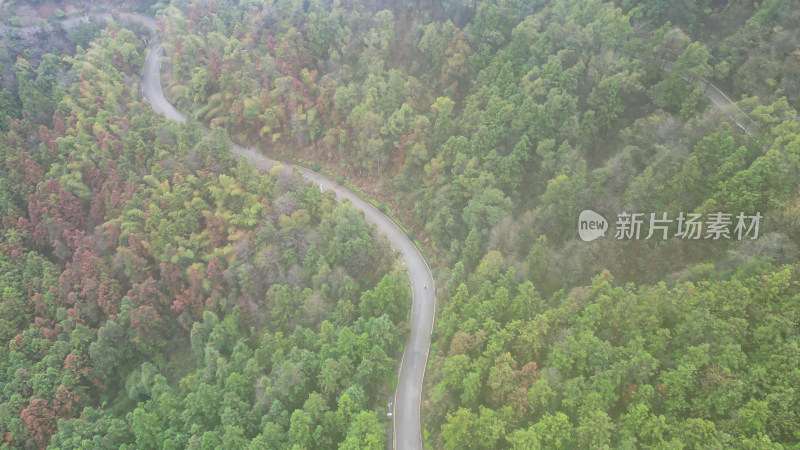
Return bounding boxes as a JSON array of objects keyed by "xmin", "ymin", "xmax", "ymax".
[{"xmin": 134, "ymin": 13, "xmax": 434, "ymax": 450}]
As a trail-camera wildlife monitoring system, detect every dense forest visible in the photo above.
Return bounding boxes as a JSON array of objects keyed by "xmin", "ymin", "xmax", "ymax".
[
  {"xmin": 1, "ymin": 0, "xmax": 799, "ymax": 448},
  {"xmin": 157, "ymin": 0, "xmax": 799, "ymax": 287},
  {"xmin": 156, "ymin": 0, "xmax": 800, "ymax": 445},
  {"xmin": 0, "ymin": 7, "xmax": 409, "ymax": 448}
]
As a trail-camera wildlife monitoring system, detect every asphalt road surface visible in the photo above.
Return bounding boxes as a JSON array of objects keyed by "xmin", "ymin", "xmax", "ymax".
[
  {"xmin": 659, "ymin": 60, "xmax": 759, "ymax": 135},
  {"xmin": 136, "ymin": 14, "xmax": 435, "ymax": 450}
]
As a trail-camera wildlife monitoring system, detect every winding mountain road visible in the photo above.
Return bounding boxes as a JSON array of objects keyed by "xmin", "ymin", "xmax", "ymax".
[
  {"xmin": 9, "ymin": 8, "xmax": 762, "ymax": 449},
  {"xmin": 132, "ymin": 12, "xmax": 434, "ymax": 450}
]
